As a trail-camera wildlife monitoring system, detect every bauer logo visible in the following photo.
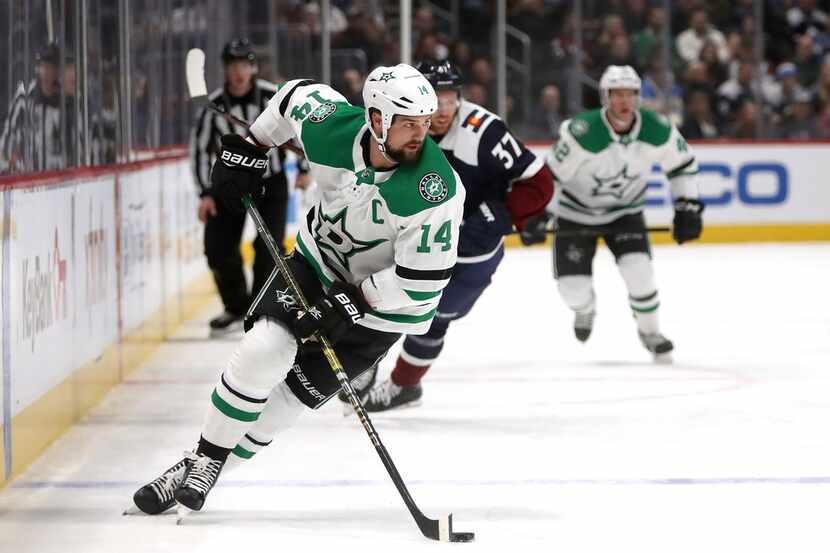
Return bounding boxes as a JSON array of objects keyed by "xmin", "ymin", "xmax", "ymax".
[
  {"xmin": 309, "ymin": 102, "xmax": 337, "ymax": 123},
  {"xmin": 221, "ymin": 150, "xmax": 268, "ymax": 170},
  {"xmin": 419, "ymin": 173, "xmax": 448, "ymax": 203}
]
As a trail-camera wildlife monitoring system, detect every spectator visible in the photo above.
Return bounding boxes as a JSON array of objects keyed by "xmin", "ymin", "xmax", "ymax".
[
  {"xmin": 786, "ymin": 0, "xmax": 829, "ymax": 39},
  {"xmin": 621, "ymin": 0, "xmax": 648, "ymax": 33},
  {"xmin": 812, "ymin": 59, "xmax": 830, "ymax": 109},
  {"xmin": 676, "ymin": 8, "xmax": 730, "ymax": 65},
  {"xmin": 680, "ymin": 88, "xmax": 721, "ymax": 139},
  {"xmin": 632, "ymin": 6, "xmax": 667, "ymax": 70},
  {"xmin": 469, "ymin": 57, "xmax": 495, "ymax": 109},
  {"xmin": 794, "ymin": 34, "xmax": 822, "ymax": 87},
  {"xmin": 333, "ymin": 3, "xmax": 386, "ymax": 68},
  {"xmin": 595, "ymin": 14, "xmax": 627, "ymax": 59},
  {"xmin": 338, "ymin": 68, "xmax": 364, "ymax": 106},
  {"xmin": 817, "ymin": 103, "xmax": 830, "ymax": 137},
  {"xmin": 463, "ymin": 83, "xmax": 487, "ymax": 107},
  {"xmin": 768, "ymin": 62, "xmax": 809, "ymax": 119},
  {"xmin": 777, "ymin": 89, "xmax": 820, "ymax": 139},
  {"xmin": 699, "ymin": 40, "xmax": 729, "ymax": 86},
  {"xmin": 727, "ymin": 99, "xmax": 759, "ymax": 138},
  {"xmin": 716, "ymin": 60, "xmax": 758, "ymax": 124},
  {"xmin": 527, "ymin": 84, "xmax": 563, "ymax": 139},
  {"xmin": 450, "ymin": 40, "xmax": 473, "ymax": 76},
  {"xmin": 683, "ymin": 61, "xmax": 714, "ymax": 90},
  {"xmin": 641, "ymin": 54, "xmax": 684, "ymax": 124}
]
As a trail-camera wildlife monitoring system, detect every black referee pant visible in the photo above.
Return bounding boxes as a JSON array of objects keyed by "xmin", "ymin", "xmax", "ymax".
[{"xmin": 204, "ymin": 175, "xmax": 288, "ymax": 317}]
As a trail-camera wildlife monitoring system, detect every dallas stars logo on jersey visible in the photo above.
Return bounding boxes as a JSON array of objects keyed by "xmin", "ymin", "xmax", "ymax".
[
  {"xmin": 309, "ymin": 102, "xmax": 337, "ymax": 123},
  {"xmin": 591, "ymin": 164, "xmax": 640, "ymax": 199},
  {"xmin": 313, "ymin": 205, "xmax": 387, "ymax": 271},
  {"xmin": 419, "ymin": 172, "xmax": 448, "ymax": 203}
]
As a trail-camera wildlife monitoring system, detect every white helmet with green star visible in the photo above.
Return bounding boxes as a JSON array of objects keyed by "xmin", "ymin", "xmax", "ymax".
[{"xmin": 363, "ymin": 64, "xmax": 438, "ymax": 154}]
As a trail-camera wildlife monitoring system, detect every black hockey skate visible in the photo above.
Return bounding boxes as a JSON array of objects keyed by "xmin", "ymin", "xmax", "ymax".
[
  {"xmin": 174, "ymin": 451, "xmax": 225, "ymax": 514},
  {"xmin": 363, "ymin": 379, "xmax": 423, "ymax": 412},
  {"xmin": 209, "ymin": 311, "xmax": 243, "ymax": 337},
  {"xmin": 130, "ymin": 457, "xmax": 190, "ymax": 515},
  {"xmin": 639, "ymin": 331, "xmax": 674, "ymax": 363},
  {"xmin": 574, "ymin": 310, "xmax": 596, "ymax": 342}
]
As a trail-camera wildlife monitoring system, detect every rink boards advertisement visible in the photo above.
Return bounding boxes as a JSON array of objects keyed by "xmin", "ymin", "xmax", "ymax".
[
  {"xmin": 0, "ymin": 155, "xmax": 209, "ymax": 481},
  {"xmin": 528, "ymin": 142, "xmax": 830, "ymax": 229}
]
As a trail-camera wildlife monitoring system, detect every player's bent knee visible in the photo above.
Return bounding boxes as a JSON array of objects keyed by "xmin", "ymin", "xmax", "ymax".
[
  {"xmin": 558, "ymin": 275, "xmax": 593, "ymax": 311},
  {"xmin": 226, "ymin": 317, "xmax": 298, "ymax": 392},
  {"xmin": 617, "ymin": 252, "xmax": 656, "ymax": 297}
]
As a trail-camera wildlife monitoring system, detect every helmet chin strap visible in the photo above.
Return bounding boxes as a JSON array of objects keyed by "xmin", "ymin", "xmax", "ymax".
[{"xmin": 369, "ymin": 121, "xmax": 398, "ymax": 164}]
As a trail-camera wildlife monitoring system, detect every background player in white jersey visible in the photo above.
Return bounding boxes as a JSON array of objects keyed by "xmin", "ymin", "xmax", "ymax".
[
  {"xmin": 353, "ymin": 59, "xmax": 554, "ymax": 412},
  {"xmin": 524, "ymin": 65, "xmax": 704, "ymax": 361},
  {"xmin": 130, "ymin": 64, "xmax": 465, "ymax": 515}
]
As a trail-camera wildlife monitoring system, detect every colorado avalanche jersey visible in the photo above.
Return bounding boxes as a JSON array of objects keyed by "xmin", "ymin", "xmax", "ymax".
[
  {"xmin": 434, "ymin": 100, "xmax": 544, "ymax": 259},
  {"xmin": 250, "ymin": 80, "xmax": 465, "ymax": 335},
  {"xmin": 547, "ymin": 107, "xmax": 699, "ymax": 225}
]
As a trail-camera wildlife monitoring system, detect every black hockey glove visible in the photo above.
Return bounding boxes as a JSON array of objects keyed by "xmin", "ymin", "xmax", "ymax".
[
  {"xmin": 458, "ymin": 201, "xmax": 514, "ymax": 256},
  {"xmin": 672, "ymin": 198, "xmax": 705, "ymax": 244},
  {"xmin": 519, "ymin": 212, "xmax": 552, "ymax": 246},
  {"xmin": 294, "ymin": 281, "xmax": 371, "ymax": 342},
  {"xmin": 210, "ymin": 134, "xmax": 269, "ymax": 210}
]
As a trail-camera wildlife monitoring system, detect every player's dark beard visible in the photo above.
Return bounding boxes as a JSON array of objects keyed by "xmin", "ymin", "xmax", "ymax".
[{"xmin": 385, "ymin": 140, "xmax": 424, "ymax": 164}]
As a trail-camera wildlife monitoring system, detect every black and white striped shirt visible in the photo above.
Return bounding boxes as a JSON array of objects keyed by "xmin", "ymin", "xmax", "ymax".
[
  {"xmin": 0, "ymin": 80, "xmax": 64, "ymax": 173},
  {"xmin": 190, "ymin": 79, "xmax": 288, "ymax": 196}
]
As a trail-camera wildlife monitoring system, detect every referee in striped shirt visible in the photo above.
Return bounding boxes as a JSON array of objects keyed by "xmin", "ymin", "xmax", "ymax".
[{"xmin": 192, "ymin": 39, "xmax": 309, "ymax": 335}]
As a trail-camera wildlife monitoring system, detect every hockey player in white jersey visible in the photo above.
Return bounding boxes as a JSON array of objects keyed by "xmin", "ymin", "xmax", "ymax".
[
  {"xmin": 354, "ymin": 59, "xmax": 554, "ymax": 412},
  {"xmin": 525, "ymin": 65, "xmax": 704, "ymax": 361},
  {"xmin": 130, "ymin": 64, "xmax": 465, "ymax": 516}
]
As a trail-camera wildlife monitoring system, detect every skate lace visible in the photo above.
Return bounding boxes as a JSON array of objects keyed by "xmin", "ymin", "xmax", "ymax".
[
  {"xmin": 182, "ymin": 452, "xmax": 223, "ymax": 496},
  {"xmin": 148, "ymin": 459, "xmax": 188, "ymax": 503},
  {"xmin": 367, "ymin": 380, "xmax": 401, "ymax": 408}
]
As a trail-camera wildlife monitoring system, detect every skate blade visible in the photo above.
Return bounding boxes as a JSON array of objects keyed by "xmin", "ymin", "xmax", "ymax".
[
  {"xmin": 123, "ymin": 503, "xmax": 176, "ymax": 516},
  {"xmin": 122, "ymin": 504, "xmax": 143, "ymax": 516},
  {"xmin": 654, "ymin": 352, "xmax": 674, "ymax": 365},
  {"xmin": 176, "ymin": 503, "xmax": 194, "ymax": 525}
]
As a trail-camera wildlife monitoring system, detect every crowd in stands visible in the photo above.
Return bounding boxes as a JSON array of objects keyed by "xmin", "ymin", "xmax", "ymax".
[{"xmin": 277, "ymin": 0, "xmax": 830, "ymax": 141}]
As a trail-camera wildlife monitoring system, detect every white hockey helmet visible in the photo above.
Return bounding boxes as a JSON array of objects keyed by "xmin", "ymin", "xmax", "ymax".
[
  {"xmin": 599, "ymin": 65, "xmax": 642, "ymax": 106},
  {"xmin": 363, "ymin": 63, "xmax": 438, "ymax": 153}
]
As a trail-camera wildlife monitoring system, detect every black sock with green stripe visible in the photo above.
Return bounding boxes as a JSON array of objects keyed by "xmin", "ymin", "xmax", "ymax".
[{"xmin": 197, "ymin": 436, "xmax": 232, "ymax": 462}]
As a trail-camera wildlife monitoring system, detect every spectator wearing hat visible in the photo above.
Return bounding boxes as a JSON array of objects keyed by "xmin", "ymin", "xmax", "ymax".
[
  {"xmin": 777, "ymin": 89, "xmax": 820, "ymax": 139},
  {"xmin": 768, "ymin": 62, "xmax": 809, "ymax": 121},
  {"xmin": 191, "ymin": 39, "xmax": 309, "ymax": 336}
]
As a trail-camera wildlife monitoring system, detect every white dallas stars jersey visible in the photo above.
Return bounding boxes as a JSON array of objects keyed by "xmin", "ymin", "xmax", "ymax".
[
  {"xmin": 250, "ymin": 80, "xmax": 464, "ymax": 335},
  {"xmin": 546, "ymin": 107, "xmax": 699, "ymax": 225}
]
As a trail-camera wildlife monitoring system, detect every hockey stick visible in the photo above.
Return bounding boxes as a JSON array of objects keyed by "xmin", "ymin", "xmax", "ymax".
[
  {"xmin": 185, "ymin": 48, "xmax": 474, "ymax": 543},
  {"xmin": 550, "ymin": 225, "xmax": 671, "ymax": 237},
  {"xmin": 185, "ymin": 49, "xmax": 304, "ymax": 157}
]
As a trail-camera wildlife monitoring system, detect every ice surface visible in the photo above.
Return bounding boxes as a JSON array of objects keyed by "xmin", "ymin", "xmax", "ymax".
[{"xmin": 1, "ymin": 243, "xmax": 829, "ymax": 552}]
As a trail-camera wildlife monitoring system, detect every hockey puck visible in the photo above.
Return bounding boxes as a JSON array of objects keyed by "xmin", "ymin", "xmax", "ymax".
[{"xmin": 451, "ymin": 532, "xmax": 475, "ymax": 542}]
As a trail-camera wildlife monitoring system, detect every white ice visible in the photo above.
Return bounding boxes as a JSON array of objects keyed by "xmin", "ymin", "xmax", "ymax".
[{"xmin": 1, "ymin": 243, "xmax": 829, "ymax": 553}]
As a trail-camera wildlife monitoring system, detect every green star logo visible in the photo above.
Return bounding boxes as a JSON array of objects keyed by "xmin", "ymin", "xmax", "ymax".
[
  {"xmin": 378, "ymin": 71, "xmax": 395, "ymax": 82},
  {"xmin": 355, "ymin": 167, "xmax": 375, "ymax": 185},
  {"xmin": 313, "ymin": 206, "xmax": 387, "ymax": 271},
  {"xmin": 591, "ymin": 164, "xmax": 640, "ymax": 199}
]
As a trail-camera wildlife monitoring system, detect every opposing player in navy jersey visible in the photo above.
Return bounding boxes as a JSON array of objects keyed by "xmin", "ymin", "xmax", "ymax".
[{"xmin": 356, "ymin": 59, "xmax": 554, "ymax": 412}]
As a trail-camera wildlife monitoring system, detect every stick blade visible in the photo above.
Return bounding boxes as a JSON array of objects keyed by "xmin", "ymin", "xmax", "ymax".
[{"xmin": 185, "ymin": 48, "xmax": 208, "ymax": 101}]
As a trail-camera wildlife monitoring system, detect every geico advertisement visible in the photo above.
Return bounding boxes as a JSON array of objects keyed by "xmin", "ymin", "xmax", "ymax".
[
  {"xmin": 528, "ymin": 143, "xmax": 830, "ymax": 225},
  {"xmin": 119, "ymin": 166, "xmax": 164, "ymax": 334}
]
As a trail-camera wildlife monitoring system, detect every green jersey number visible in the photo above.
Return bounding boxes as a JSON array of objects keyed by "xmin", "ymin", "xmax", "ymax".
[
  {"xmin": 416, "ymin": 221, "xmax": 453, "ymax": 253},
  {"xmin": 553, "ymin": 141, "xmax": 570, "ymax": 162}
]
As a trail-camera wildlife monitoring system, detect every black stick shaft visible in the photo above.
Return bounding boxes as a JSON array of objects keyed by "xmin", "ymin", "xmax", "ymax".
[{"xmin": 240, "ymin": 195, "xmax": 440, "ymax": 538}]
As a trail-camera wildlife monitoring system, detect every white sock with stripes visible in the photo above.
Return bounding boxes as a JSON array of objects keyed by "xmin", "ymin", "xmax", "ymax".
[{"xmin": 201, "ymin": 318, "xmax": 298, "ymax": 449}]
